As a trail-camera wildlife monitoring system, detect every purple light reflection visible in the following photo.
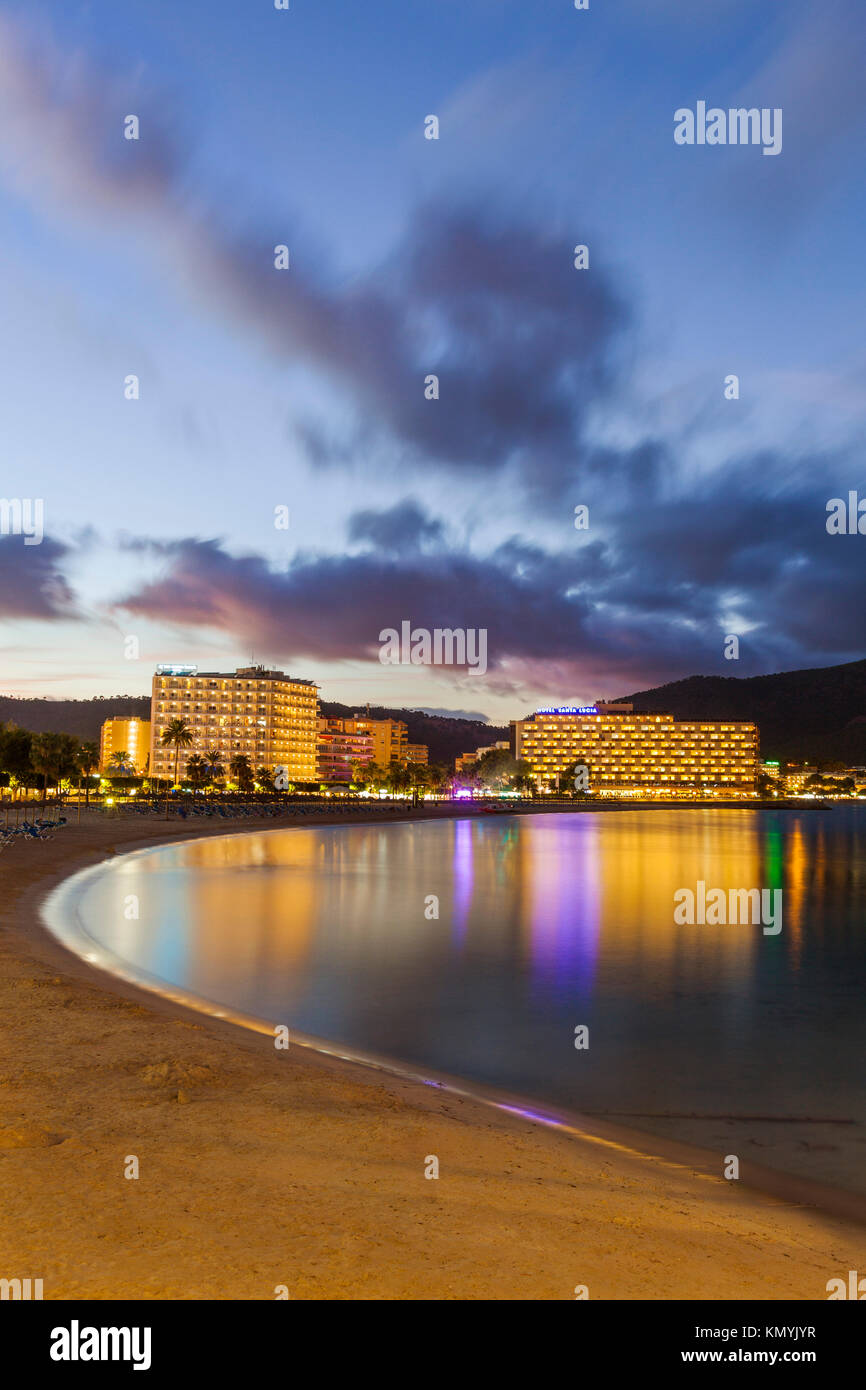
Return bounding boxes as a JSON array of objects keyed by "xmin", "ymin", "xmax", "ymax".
[
  {"xmin": 451, "ymin": 818, "xmax": 474, "ymax": 946},
  {"xmin": 526, "ymin": 817, "xmax": 601, "ymax": 994}
]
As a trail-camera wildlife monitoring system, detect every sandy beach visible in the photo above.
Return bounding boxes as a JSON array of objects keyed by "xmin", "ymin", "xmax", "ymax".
[{"xmin": 0, "ymin": 805, "xmax": 862, "ymax": 1301}]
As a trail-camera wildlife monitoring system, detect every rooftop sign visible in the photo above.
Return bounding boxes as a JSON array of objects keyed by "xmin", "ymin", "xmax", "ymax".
[
  {"xmin": 156, "ymin": 664, "xmax": 198, "ymax": 676},
  {"xmin": 537, "ymin": 705, "xmax": 598, "ymax": 715}
]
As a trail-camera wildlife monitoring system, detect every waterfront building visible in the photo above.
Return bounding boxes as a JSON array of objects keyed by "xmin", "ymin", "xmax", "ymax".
[
  {"xmin": 349, "ymin": 714, "xmax": 409, "ymax": 765},
  {"xmin": 783, "ymin": 765, "xmax": 817, "ymax": 795},
  {"xmin": 150, "ymin": 665, "xmax": 318, "ymax": 784},
  {"xmin": 404, "ymin": 743, "xmax": 429, "ymax": 764},
  {"xmin": 511, "ymin": 702, "xmax": 757, "ymax": 796},
  {"xmin": 99, "ymin": 717, "xmax": 151, "ymax": 775},
  {"xmin": 317, "ymin": 718, "xmax": 374, "ymax": 782}
]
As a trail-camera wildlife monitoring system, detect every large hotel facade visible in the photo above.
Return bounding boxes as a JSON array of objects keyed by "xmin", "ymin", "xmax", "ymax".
[
  {"xmin": 150, "ymin": 665, "xmax": 319, "ymax": 783},
  {"xmin": 511, "ymin": 703, "xmax": 758, "ymax": 796}
]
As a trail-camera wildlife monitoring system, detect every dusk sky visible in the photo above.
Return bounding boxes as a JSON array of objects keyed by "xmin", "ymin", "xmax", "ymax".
[{"xmin": 1, "ymin": 0, "xmax": 864, "ymax": 723}]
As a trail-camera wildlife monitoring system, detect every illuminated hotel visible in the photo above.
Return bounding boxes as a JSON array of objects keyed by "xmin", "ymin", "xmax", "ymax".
[
  {"xmin": 317, "ymin": 718, "xmax": 374, "ymax": 783},
  {"xmin": 511, "ymin": 702, "xmax": 758, "ymax": 797},
  {"xmin": 99, "ymin": 716, "xmax": 151, "ymax": 775},
  {"xmin": 150, "ymin": 665, "xmax": 319, "ymax": 784}
]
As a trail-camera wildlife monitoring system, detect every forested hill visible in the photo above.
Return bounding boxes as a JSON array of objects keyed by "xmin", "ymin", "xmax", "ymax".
[
  {"xmin": 621, "ymin": 658, "xmax": 866, "ymax": 764},
  {"xmin": 0, "ymin": 695, "xmax": 150, "ymax": 740}
]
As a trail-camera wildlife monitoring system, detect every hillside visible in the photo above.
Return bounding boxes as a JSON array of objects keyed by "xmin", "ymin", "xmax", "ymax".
[
  {"xmin": 620, "ymin": 658, "xmax": 866, "ymax": 764},
  {"xmin": 0, "ymin": 695, "xmax": 150, "ymax": 741},
  {"xmin": 0, "ymin": 694, "xmax": 504, "ymax": 767}
]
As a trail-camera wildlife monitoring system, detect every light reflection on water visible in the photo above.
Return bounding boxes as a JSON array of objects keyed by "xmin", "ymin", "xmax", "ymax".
[{"xmin": 69, "ymin": 809, "xmax": 866, "ymax": 1191}]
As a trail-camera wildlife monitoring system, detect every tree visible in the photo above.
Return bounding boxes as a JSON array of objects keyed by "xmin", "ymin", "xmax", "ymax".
[
  {"xmin": 474, "ymin": 748, "xmax": 517, "ymax": 790},
  {"xmin": 160, "ymin": 719, "xmax": 193, "ymax": 787},
  {"xmin": 354, "ymin": 760, "xmax": 386, "ymax": 792},
  {"xmin": 510, "ymin": 760, "xmax": 534, "ymax": 794},
  {"xmin": 229, "ymin": 754, "xmax": 255, "ymax": 793},
  {"xmin": 185, "ymin": 754, "xmax": 208, "ymax": 790},
  {"xmin": 408, "ymin": 762, "xmax": 430, "ymax": 794},
  {"xmin": 349, "ymin": 759, "xmax": 373, "ymax": 790},
  {"xmin": 30, "ymin": 732, "xmax": 81, "ymax": 802},
  {"xmin": 425, "ymin": 763, "xmax": 451, "ymax": 795},
  {"xmin": 0, "ymin": 723, "xmax": 33, "ymax": 798},
  {"xmin": 203, "ymin": 746, "xmax": 225, "ymax": 790},
  {"xmin": 385, "ymin": 762, "xmax": 412, "ymax": 796},
  {"xmin": 108, "ymin": 750, "xmax": 134, "ymax": 778},
  {"xmin": 255, "ymin": 765, "xmax": 275, "ymax": 793},
  {"xmin": 79, "ymin": 740, "xmax": 99, "ymax": 805}
]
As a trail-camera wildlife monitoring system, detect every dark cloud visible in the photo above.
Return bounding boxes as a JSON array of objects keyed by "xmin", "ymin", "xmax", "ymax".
[
  {"xmin": 413, "ymin": 707, "xmax": 493, "ymax": 723},
  {"xmin": 0, "ymin": 535, "xmax": 79, "ymax": 621},
  {"xmin": 113, "ymin": 457, "xmax": 865, "ymax": 691},
  {"xmin": 347, "ymin": 500, "xmax": 446, "ymax": 553},
  {"xmin": 195, "ymin": 202, "xmax": 629, "ymax": 500}
]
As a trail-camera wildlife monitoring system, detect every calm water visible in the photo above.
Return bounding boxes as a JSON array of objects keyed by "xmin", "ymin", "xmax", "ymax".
[{"xmin": 49, "ymin": 809, "xmax": 866, "ymax": 1192}]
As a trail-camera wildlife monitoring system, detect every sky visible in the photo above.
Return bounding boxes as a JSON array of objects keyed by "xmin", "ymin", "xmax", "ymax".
[{"xmin": 0, "ymin": 0, "xmax": 864, "ymax": 724}]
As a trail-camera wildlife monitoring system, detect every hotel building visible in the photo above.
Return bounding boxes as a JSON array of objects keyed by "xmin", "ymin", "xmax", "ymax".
[
  {"xmin": 347, "ymin": 714, "xmax": 409, "ymax": 766},
  {"xmin": 317, "ymin": 718, "xmax": 374, "ymax": 783},
  {"xmin": 783, "ymin": 765, "xmax": 817, "ymax": 795},
  {"xmin": 511, "ymin": 703, "xmax": 757, "ymax": 796},
  {"xmin": 99, "ymin": 717, "xmax": 152, "ymax": 775},
  {"xmin": 316, "ymin": 715, "xmax": 429, "ymax": 778},
  {"xmin": 150, "ymin": 665, "xmax": 319, "ymax": 784}
]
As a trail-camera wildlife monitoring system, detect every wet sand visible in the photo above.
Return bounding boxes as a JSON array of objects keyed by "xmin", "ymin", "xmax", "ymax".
[{"xmin": 0, "ymin": 805, "xmax": 862, "ymax": 1300}]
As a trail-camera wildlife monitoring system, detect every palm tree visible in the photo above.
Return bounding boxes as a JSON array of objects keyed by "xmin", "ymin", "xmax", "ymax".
[
  {"xmin": 30, "ymin": 732, "xmax": 81, "ymax": 803},
  {"xmin": 203, "ymin": 745, "xmax": 225, "ymax": 792},
  {"xmin": 79, "ymin": 740, "xmax": 99, "ymax": 805},
  {"xmin": 229, "ymin": 753, "xmax": 255, "ymax": 794},
  {"xmin": 108, "ymin": 750, "xmax": 133, "ymax": 778},
  {"xmin": 385, "ymin": 762, "xmax": 412, "ymax": 797},
  {"xmin": 427, "ymin": 763, "xmax": 451, "ymax": 796},
  {"xmin": 358, "ymin": 760, "xmax": 386, "ymax": 792},
  {"xmin": 185, "ymin": 754, "xmax": 208, "ymax": 790},
  {"xmin": 160, "ymin": 719, "xmax": 193, "ymax": 788},
  {"xmin": 255, "ymin": 766, "xmax": 275, "ymax": 794},
  {"xmin": 407, "ymin": 762, "xmax": 430, "ymax": 803}
]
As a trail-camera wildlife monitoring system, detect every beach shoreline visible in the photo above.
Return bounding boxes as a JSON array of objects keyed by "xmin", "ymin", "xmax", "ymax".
[{"xmin": 1, "ymin": 805, "xmax": 863, "ymax": 1300}]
